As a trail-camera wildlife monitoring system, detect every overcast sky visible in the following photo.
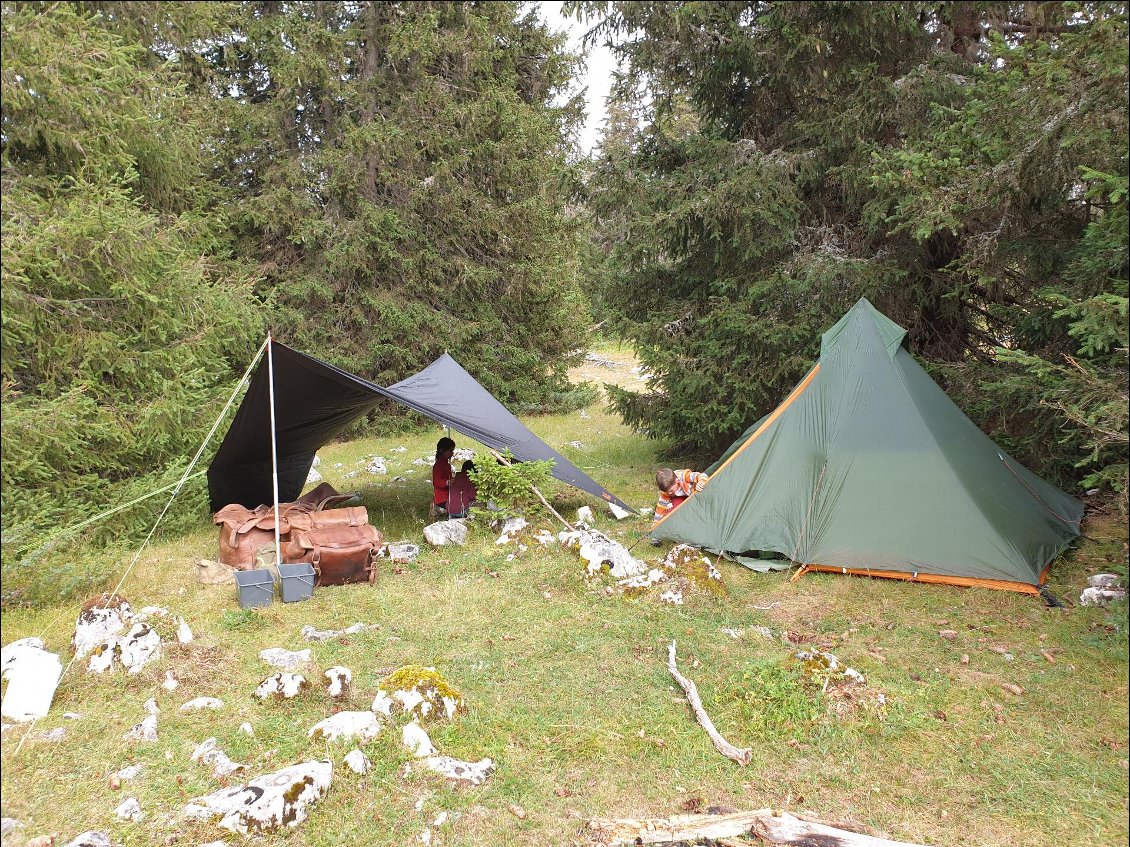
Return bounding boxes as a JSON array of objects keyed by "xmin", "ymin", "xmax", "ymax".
[{"xmin": 533, "ymin": 1, "xmax": 618, "ymax": 155}]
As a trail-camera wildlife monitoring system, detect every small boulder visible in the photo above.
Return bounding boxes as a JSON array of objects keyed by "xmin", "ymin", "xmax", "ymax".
[
  {"xmin": 60, "ymin": 833, "xmax": 115, "ymax": 847},
  {"xmin": 343, "ymin": 750, "xmax": 371, "ymax": 775},
  {"xmin": 402, "ymin": 722, "xmax": 437, "ymax": 758},
  {"xmin": 422, "ymin": 756, "xmax": 495, "ymax": 786},
  {"xmin": 254, "ymin": 673, "xmax": 309, "ymax": 701},
  {"xmin": 374, "ymin": 666, "xmax": 465, "ymax": 722},
  {"xmin": 191, "ymin": 738, "xmax": 247, "ymax": 778},
  {"xmin": 180, "ymin": 698, "xmax": 224, "ymax": 713},
  {"xmin": 259, "ymin": 648, "xmax": 311, "ymax": 671},
  {"xmin": 183, "ymin": 760, "xmax": 333, "ymax": 835},
  {"xmin": 424, "ymin": 520, "xmax": 468, "ymax": 547},
  {"xmin": 307, "ymin": 711, "xmax": 382, "ymax": 743},
  {"xmin": 114, "ymin": 797, "xmax": 143, "ymax": 822},
  {"xmin": 323, "ymin": 667, "xmax": 352, "ymax": 698}
]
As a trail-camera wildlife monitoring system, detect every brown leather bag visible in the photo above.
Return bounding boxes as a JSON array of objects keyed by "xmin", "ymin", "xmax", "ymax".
[
  {"xmin": 283, "ymin": 524, "xmax": 384, "ymax": 586},
  {"xmin": 213, "ymin": 502, "xmax": 371, "ymax": 570}
]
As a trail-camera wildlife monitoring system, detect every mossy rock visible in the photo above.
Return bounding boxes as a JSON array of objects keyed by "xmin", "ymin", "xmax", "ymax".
[{"xmin": 377, "ymin": 665, "xmax": 465, "ymax": 721}]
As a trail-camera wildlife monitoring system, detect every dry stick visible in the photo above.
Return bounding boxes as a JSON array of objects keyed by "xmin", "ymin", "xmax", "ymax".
[
  {"xmin": 487, "ymin": 448, "xmax": 574, "ymax": 532},
  {"xmin": 587, "ymin": 808, "xmax": 935, "ymax": 847},
  {"xmin": 665, "ymin": 640, "xmax": 752, "ymax": 766}
]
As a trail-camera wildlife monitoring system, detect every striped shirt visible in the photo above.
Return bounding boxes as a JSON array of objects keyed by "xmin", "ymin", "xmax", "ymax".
[{"xmin": 655, "ymin": 469, "xmax": 709, "ymax": 519}]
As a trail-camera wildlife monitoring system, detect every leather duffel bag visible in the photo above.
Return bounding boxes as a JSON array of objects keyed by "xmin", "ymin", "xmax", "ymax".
[
  {"xmin": 213, "ymin": 502, "xmax": 371, "ymax": 570},
  {"xmin": 283, "ymin": 524, "xmax": 384, "ymax": 587}
]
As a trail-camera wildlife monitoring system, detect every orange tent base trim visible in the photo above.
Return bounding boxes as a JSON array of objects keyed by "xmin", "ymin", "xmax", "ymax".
[{"xmin": 791, "ymin": 563, "xmax": 1047, "ymax": 595}]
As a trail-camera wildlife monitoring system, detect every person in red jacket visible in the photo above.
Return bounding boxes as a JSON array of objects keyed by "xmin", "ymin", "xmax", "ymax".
[
  {"xmin": 430, "ymin": 437, "xmax": 456, "ymax": 518},
  {"xmin": 447, "ymin": 460, "xmax": 478, "ymax": 518}
]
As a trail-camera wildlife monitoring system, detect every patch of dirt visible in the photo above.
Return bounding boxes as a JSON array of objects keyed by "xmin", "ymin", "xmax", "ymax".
[{"xmin": 569, "ymin": 346, "xmax": 650, "ymax": 399}]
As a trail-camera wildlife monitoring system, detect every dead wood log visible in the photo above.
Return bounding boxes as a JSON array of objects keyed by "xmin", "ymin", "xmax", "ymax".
[
  {"xmin": 665, "ymin": 640, "xmax": 752, "ymax": 766},
  {"xmin": 587, "ymin": 808, "xmax": 935, "ymax": 846}
]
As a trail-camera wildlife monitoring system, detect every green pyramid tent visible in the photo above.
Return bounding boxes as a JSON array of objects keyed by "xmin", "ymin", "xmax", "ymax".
[{"xmin": 652, "ymin": 299, "xmax": 1084, "ymax": 595}]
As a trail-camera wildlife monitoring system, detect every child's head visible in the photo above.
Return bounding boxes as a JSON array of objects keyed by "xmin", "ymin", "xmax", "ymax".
[
  {"xmin": 655, "ymin": 468, "xmax": 676, "ymax": 492},
  {"xmin": 461, "ymin": 460, "xmax": 476, "ymax": 474},
  {"xmin": 436, "ymin": 436, "xmax": 456, "ymax": 458}
]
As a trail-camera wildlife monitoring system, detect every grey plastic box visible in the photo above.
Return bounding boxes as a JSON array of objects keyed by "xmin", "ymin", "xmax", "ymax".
[
  {"xmin": 234, "ymin": 569, "xmax": 274, "ymax": 608},
  {"xmin": 278, "ymin": 562, "xmax": 316, "ymax": 603}
]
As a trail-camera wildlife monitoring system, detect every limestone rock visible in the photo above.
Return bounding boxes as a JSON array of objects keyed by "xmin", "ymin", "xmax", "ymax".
[
  {"xmin": 560, "ymin": 529, "xmax": 646, "ymax": 579},
  {"xmin": 343, "ymin": 749, "xmax": 371, "ymax": 774},
  {"xmin": 365, "ymin": 457, "xmax": 387, "ymax": 475},
  {"xmin": 494, "ymin": 517, "xmax": 528, "ymax": 544},
  {"xmin": 72, "ymin": 597, "xmax": 132, "ymax": 658},
  {"xmin": 114, "ymin": 797, "xmax": 143, "ymax": 822},
  {"xmin": 307, "ymin": 711, "xmax": 381, "ymax": 743},
  {"xmin": 375, "ymin": 666, "xmax": 465, "ymax": 722},
  {"xmin": 402, "ymin": 722, "xmax": 437, "ymax": 758},
  {"xmin": 300, "ymin": 622, "xmax": 378, "ymax": 642},
  {"xmin": 258, "ymin": 648, "xmax": 311, "ymax": 671},
  {"xmin": 423, "ymin": 520, "xmax": 468, "ymax": 547},
  {"xmin": 123, "ymin": 699, "xmax": 159, "ymax": 742},
  {"xmin": 191, "ymin": 738, "xmax": 248, "ymax": 778},
  {"xmin": 422, "ymin": 756, "xmax": 495, "ymax": 786},
  {"xmin": 323, "ymin": 667, "xmax": 352, "ymax": 698},
  {"xmin": 183, "ymin": 760, "xmax": 333, "ymax": 835},
  {"xmin": 60, "ymin": 833, "xmax": 115, "ymax": 847},
  {"xmin": 254, "ymin": 673, "xmax": 309, "ymax": 700},
  {"xmin": 180, "ymin": 698, "xmax": 224, "ymax": 713}
]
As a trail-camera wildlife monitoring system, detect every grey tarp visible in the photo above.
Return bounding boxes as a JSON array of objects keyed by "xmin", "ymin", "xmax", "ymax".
[
  {"xmin": 652, "ymin": 299, "xmax": 1083, "ymax": 593},
  {"xmin": 207, "ymin": 342, "xmax": 633, "ymax": 513}
]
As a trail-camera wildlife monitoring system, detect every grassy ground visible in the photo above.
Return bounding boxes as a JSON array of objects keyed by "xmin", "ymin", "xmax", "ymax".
[{"xmin": 1, "ymin": 343, "xmax": 1127, "ymax": 847}]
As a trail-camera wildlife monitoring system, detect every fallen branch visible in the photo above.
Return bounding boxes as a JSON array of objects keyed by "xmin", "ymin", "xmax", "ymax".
[
  {"xmin": 588, "ymin": 808, "xmax": 935, "ymax": 846},
  {"xmin": 666, "ymin": 640, "xmax": 752, "ymax": 766}
]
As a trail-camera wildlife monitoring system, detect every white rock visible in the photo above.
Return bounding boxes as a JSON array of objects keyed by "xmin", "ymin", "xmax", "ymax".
[
  {"xmin": 433, "ymin": 811, "xmax": 449, "ymax": 828},
  {"xmin": 494, "ymin": 517, "xmax": 528, "ymax": 544},
  {"xmin": 423, "ymin": 519, "xmax": 468, "ymax": 547},
  {"xmin": 343, "ymin": 749, "xmax": 371, "ymax": 774},
  {"xmin": 254, "ymin": 673, "xmax": 308, "ymax": 700},
  {"xmin": 88, "ymin": 621, "xmax": 162, "ymax": 675},
  {"xmin": 180, "ymin": 697, "xmax": 225, "ymax": 712},
  {"xmin": 72, "ymin": 601, "xmax": 132, "ymax": 659},
  {"xmin": 60, "ymin": 832, "xmax": 114, "ymax": 847},
  {"xmin": 183, "ymin": 760, "xmax": 333, "ymax": 835},
  {"xmin": 401, "ymin": 722, "xmax": 437, "ymax": 758},
  {"xmin": 308, "ymin": 711, "xmax": 382, "ymax": 743},
  {"xmin": 259, "ymin": 648, "xmax": 311, "ymax": 670},
  {"xmin": 560, "ymin": 529, "xmax": 646, "ymax": 579},
  {"xmin": 198, "ymin": 841, "xmax": 228, "ymax": 847},
  {"xmin": 422, "ymin": 756, "xmax": 495, "ymax": 786},
  {"xmin": 64, "ymin": 711, "xmax": 83, "ymax": 719},
  {"xmin": 1, "ymin": 818, "xmax": 23, "ymax": 837},
  {"xmin": 144, "ymin": 697, "xmax": 159, "ymax": 716},
  {"xmin": 40, "ymin": 726, "xmax": 66, "ymax": 741},
  {"xmin": 639, "ymin": 507, "xmax": 653, "ymax": 516},
  {"xmin": 366, "ymin": 457, "xmax": 388, "ymax": 475},
  {"xmin": 123, "ymin": 714, "xmax": 158, "ymax": 742},
  {"xmin": 312, "ymin": 455, "xmax": 321, "ymax": 469},
  {"xmin": 192, "ymin": 737, "xmax": 248, "ymax": 778},
  {"xmin": 1088, "ymin": 573, "xmax": 1121, "ymax": 588},
  {"xmin": 420, "ymin": 827, "xmax": 433, "ymax": 845},
  {"xmin": 323, "ymin": 666, "xmax": 352, "ymax": 698},
  {"xmin": 115, "ymin": 797, "xmax": 143, "ymax": 821},
  {"xmin": 176, "ymin": 618, "xmax": 195, "ymax": 644},
  {"xmin": 1, "ymin": 637, "xmax": 62, "ymax": 722},
  {"xmin": 115, "ymin": 764, "xmax": 143, "ymax": 781},
  {"xmin": 659, "ymin": 589, "xmax": 684, "ymax": 605},
  {"xmin": 1080, "ymin": 586, "xmax": 1128, "ymax": 606},
  {"xmin": 533, "ymin": 530, "xmax": 557, "ymax": 546},
  {"xmin": 306, "ymin": 467, "xmax": 323, "ymax": 485},
  {"xmin": 371, "ymin": 691, "xmax": 394, "ymax": 717},
  {"xmin": 751, "ymin": 625, "xmax": 775, "ymax": 640},
  {"xmin": 163, "ymin": 671, "xmax": 180, "ymax": 691},
  {"xmin": 452, "ymin": 447, "xmax": 476, "ymax": 463},
  {"xmin": 382, "ymin": 543, "xmax": 420, "ymax": 563},
  {"xmin": 721, "ymin": 628, "xmax": 744, "ymax": 639},
  {"xmin": 576, "ymin": 507, "xmax": 594, "ymax": 526},
  {"xmin": 391, "ymin": 446, "xmax": 407, "ymax": 453},
  {"xmin": 239, "ymin": 723, "xmax": 255, "ymax": 737}
]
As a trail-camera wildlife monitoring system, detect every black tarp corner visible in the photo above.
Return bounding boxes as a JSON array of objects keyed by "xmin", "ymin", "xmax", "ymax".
[{"xmin": 207, "ymin": 341, "xmax": 635, "ymax": 514}]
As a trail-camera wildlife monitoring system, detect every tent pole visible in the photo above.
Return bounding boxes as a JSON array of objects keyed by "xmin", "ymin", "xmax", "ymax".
[{"xmin": 267, "ymin": 332, "xmax": 282, "ymax": 570}]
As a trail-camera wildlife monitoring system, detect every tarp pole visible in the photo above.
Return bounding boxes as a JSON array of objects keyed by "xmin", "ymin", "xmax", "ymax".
[{"xmin": 267, "ymin": 332, "xmax": 282, "ymax": 570}]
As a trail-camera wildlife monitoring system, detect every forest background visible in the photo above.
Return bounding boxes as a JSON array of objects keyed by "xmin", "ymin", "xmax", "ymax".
[{"xmin": 1, "ymin": 0, "xmax": 1127, "ymax": 604}]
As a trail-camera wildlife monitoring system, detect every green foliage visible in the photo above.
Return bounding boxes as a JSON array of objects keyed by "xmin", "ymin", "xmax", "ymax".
[
  {"xmin": 219, "ymin": 607, "xmax": 271, "ymax": 632},
  {"xmin": 468, "ymin": 450, "xmax": 556, "ymax": 518},
  {"xmin": 722, "ymin": 659, "xmax": 822, "ymax": 740},
  {"xmin": 579, "ymin": 1, "xmax": 1128, "ymax": 492},
  {"xmin": 1, "ymin": 3, "xmax": 265, "ymax": 561}
]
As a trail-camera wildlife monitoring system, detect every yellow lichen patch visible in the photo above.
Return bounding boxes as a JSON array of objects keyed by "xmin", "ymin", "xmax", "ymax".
[{"xmin": 379, "ymin": 665, "xmax": 466, "ymax": 721}]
